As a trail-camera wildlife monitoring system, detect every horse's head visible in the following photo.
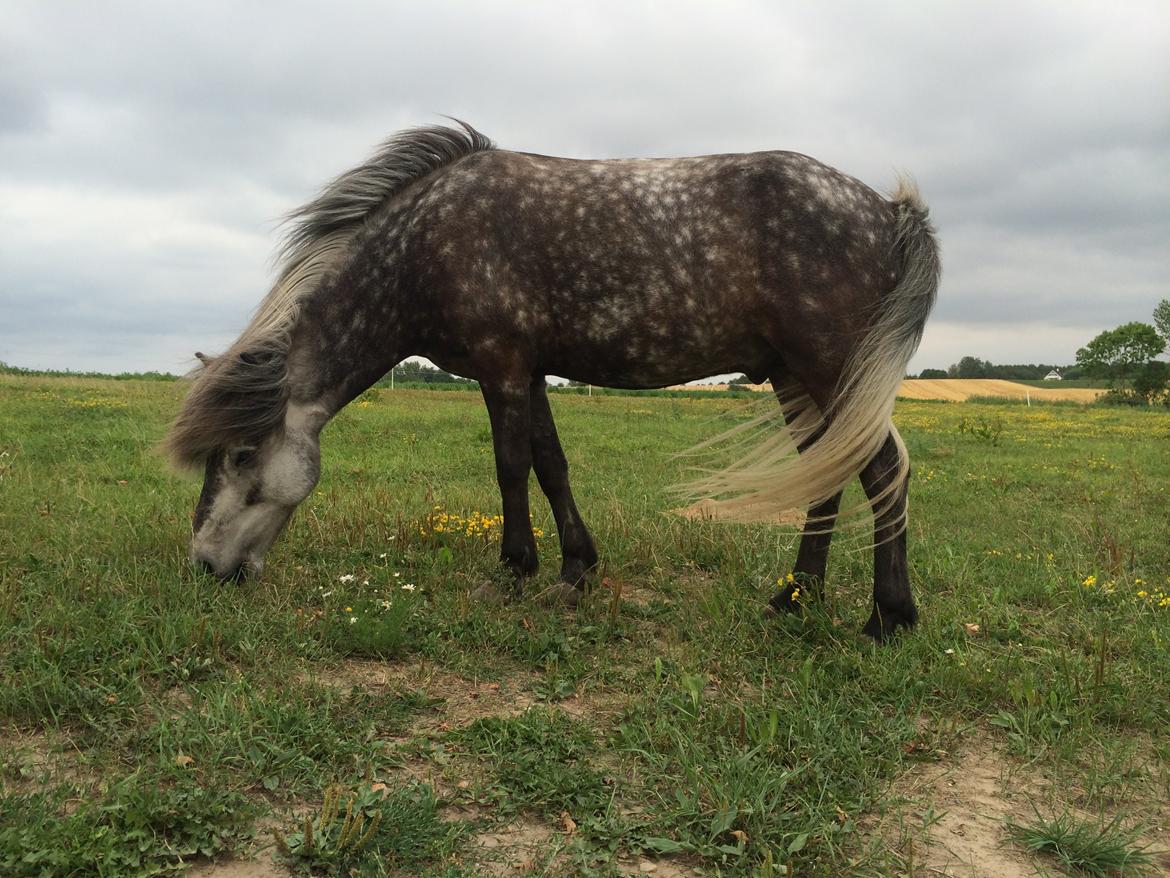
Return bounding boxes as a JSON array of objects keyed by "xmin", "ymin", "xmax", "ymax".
[
  {"xmin": 174, "ymin": 352, "xmax": 326, "ymax": 580},
  {"xmin": 190, "ymin": 426, "xmax": 321, "ymax": 580}
]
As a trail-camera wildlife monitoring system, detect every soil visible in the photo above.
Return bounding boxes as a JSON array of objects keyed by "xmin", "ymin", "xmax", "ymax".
[
  {"xmin": 184, "ymin": 859, "xmax": 287, "ymax": 878},
  {"xmin": 891, "ymin": 745, "xmax": 1043, "ymax": 877}
]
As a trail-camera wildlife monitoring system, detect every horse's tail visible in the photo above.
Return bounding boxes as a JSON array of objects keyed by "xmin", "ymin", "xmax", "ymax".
[{"xmin": 682, "ymin": 177, "xmax": 940, "ymax": 527}]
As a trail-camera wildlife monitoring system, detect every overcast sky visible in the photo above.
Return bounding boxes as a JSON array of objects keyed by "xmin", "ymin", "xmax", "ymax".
[{"xmin": 2, "ymin": 1, "xmax": 1167, "ymax": 377}]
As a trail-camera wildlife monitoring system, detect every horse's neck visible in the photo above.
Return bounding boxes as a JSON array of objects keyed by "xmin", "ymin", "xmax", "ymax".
[{"xmin": 286, "ymin": 275, "xmax": 405, "ymax": 418}]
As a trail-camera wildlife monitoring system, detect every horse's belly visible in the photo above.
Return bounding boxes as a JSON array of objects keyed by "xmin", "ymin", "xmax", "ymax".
[{"xmin": 546, "ymin": 324, "xmax": 771, "ymax": 389}]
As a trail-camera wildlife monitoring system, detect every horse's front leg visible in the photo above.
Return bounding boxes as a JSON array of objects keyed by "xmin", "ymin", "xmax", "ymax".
[
  {"xmin": 529, "ymin": 378, "xmax": 598, "ymax": 606},
  {"xmin": 769, "ymin": 491, "xmax": 842, "ymax": 614},
  {"xmin": 481, "ymin": 381, "xmax": 538, "ymax": 595}
]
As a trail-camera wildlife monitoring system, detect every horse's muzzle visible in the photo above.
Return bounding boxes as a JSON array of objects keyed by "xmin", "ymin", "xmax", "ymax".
[{"xmin": 194, "ymin": 556, "xmax": 249, "ymax": 582}]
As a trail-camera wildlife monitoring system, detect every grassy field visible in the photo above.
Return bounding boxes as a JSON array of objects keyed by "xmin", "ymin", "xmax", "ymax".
[{"xmin": 1, "ymin": 375, "xmax": 1168, "ymax": 877}]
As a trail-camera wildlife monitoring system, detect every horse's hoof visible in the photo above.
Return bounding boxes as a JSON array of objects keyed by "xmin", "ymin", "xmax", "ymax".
[
  {"xmin": 535, "ymin": 581, "xmax": 582, "ymax": 608},
  {"xmin": 766, "ymin": 591, "xmax": 802, "ymax": 617},
  {"xmin": 861, "ymin": 602, "xmax": 918, "ymax": 642},
  {"xmin": 470, "ymin": 581, "xmax": 509, "ymax": 604}
]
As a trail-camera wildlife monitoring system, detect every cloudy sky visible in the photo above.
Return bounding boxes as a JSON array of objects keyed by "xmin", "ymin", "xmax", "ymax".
[{"xmin": 2, "ymin": 1, "xmax": 1167, "ymax": 377}]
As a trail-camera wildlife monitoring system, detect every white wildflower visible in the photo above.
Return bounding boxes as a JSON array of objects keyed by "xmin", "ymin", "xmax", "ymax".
[
  {"xmin": 338, "ymin": 574, "xmax": 355, "ymax": 583},
  {"xmin": 401, "ymin": 583, "xmax": 416, "ymax": 592}
]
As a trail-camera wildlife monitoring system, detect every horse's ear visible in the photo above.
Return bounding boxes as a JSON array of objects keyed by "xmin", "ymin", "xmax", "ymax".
[{"xmin": 194, "ymin": 351, "xmax": 213, "ymax": 368}]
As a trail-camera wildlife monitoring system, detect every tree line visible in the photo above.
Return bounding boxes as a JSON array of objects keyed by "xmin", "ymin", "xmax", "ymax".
[
  {"xmin": 918, "ymin": 299, "xmax": 1170, "ymax": 405},
  {"xmin": 918, "ymin": 359, "xmax": 1085, "ymax": 381}
]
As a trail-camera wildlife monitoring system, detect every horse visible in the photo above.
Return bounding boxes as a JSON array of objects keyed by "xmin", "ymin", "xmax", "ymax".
[{"xmin": 166, "ymin": 121, "xmax": 940, "ymax": 641}]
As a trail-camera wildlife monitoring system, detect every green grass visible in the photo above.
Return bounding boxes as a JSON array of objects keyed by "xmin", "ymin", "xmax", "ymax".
[
  {"xmin": 1008, "ymin": 808, "xmax": 1153, "ymax": 876},
  {"xmin": 273, "ymin": 782, "xmax": 462, "ymax": 875},
  {"xmin": 1, "ymin": 374, "xmax": 1169, "ymax": 876}
]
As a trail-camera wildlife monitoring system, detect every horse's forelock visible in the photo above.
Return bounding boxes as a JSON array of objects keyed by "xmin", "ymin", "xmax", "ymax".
[{"xmin": 165, "ymin": 341, "xmax": 291, "ymax": 468}]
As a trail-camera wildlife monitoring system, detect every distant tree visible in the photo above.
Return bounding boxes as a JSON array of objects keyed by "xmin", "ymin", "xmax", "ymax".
[
  {"xmin": 1154, "ymin": 299, "xmax": 1170, "ymax": 352},
  {"xmin": 918, "ymin": 368, "xmax": 948, "ymax": 379},
  {"xmin": 1076, "ymin": 322, "xmax": 1167, "ymax": 404},
  {"xmin": 727, "ymin": 374, "xmax": 752, "ymax": 385},
  {"xmin": 950, "ymin": 356, "xmax": 990, "ymax": 379}
]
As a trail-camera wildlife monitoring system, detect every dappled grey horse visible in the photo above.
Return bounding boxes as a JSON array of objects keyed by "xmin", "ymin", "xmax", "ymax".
[{"xmin": 167, "ymin": 122, "xmax": 940, "ymax": 640}]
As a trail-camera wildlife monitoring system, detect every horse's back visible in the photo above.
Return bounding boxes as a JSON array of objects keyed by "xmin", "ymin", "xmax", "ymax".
[{"xmin": 398, "ymin": 145, "xmax": 904, "ymax": 386}]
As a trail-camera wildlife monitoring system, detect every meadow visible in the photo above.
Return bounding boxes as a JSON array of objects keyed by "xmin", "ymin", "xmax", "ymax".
[{"xmin": 1, "ymin": 374, "xmax": 1168, "ymax": 877}]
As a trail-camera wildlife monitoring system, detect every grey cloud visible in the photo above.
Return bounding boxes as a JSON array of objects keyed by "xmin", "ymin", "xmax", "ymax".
[{"xmin": 1, "ymin": 1, "xmax": 1167, "ymax": 375}]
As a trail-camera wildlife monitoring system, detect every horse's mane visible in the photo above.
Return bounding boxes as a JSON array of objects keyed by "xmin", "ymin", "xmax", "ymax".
[{"xmin": 165, "ymin": 121, "xmax": 494, "ymax": 467}]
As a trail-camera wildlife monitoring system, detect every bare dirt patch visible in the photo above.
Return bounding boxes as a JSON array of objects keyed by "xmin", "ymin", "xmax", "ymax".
[
  {"xmin": 468, "ymin": 816, "xmax": 558, "ymax": 875},
  {"xmin": 304, "ymin": 658, "xmax": 538, "ymax": 731},
  {"xmin": 185, "ymin": 858, "xmax": 287, "ymax": 878},
  {"xmin": 881, "ymin": 744, "xmax": 1043, "ymax": 877},
  {"xmin": 0, "ymin": 726, "xmax": 94, "ymax": 794},
  {"xmin": 614, "ymin": 856, "xmax": 709, "ymax": 876}
]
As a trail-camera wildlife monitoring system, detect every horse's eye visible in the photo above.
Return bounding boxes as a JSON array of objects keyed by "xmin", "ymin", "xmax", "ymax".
[{"xmin": 231, "ymin": 448, "xmax": 256, "ymax": 469}]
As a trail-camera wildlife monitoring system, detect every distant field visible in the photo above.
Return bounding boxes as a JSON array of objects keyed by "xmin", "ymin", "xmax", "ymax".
[
  {"xmin": 1, "ymin": 375, "xmax": 1168, "ymax": 877},
  {"xmin": 899, "ymin": 378, "xmax": 1105, "ymax": 403},
  {"xmin": 672, "ymin": 378, "xmax": 1106, "ymax": 403}
]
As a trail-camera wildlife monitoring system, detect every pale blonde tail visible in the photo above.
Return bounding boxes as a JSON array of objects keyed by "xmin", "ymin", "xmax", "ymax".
[{"xmin": 683, "ymin": 177, "xmax": 940, "ymax": 528}]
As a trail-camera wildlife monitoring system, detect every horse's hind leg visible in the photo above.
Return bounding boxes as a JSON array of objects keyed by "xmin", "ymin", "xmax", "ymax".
[
  {"xmin": 529, "ymin": 378, "xmax": 598, "ymax": 605},
  {"xmin": 480, "ymin": 381, "xmax": 539, "ymax": 595},
  {"xmin": 859, "ymin": 429, "xmax": 917, "ymax": 641}
]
